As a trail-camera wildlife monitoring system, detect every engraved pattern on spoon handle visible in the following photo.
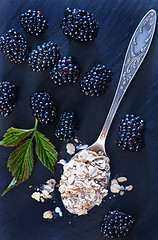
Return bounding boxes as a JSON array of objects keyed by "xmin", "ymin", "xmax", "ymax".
[{"xmin": 99, "ymin": 9, "xmax": 157, "ymax": 141}]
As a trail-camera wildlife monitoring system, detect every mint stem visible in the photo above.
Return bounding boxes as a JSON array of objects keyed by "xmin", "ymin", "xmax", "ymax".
[
  {"xmin": 34, "ymin": 119, "xmax": 38, "ymax": 131},
  {"xmin": 31, "ymin": 119, "xmax": 38, "ymax": 140}
]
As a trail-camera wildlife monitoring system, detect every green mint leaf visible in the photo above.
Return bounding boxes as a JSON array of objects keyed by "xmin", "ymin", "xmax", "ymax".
[
  {"xmin": 7, "ymin": 139, "xmax": 34, "ymax": 185},
  {"xmin": 0, "ymin": 127, "xmax": 33, "ymax": 147},
  {"xmin": 34, "ymin": 130, "xmax": 58, "ymax": 173},
  {"xmin": 2, "ymin": 177, "xmax": 17, "ymax": 196}
]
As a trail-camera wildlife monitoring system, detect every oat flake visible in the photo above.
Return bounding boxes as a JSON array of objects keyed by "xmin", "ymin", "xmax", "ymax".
[
  {"xmin": 120, "ymin": 191, "xmax": 124, "ymax": 196},
  {"xmin": 66, "ymin": 143, "xmax": 75, "ymax": 155},
  {"xmin": 31, "ymin": 192, "xmax": 41, "ymax": 202},
  {"xmin": 43, "ymin": 210, "xmax": 53, "ymax": 219},
  {"xmin": 125, "ymin": 185, "xmax": 133, "ymax": 191},
  {"xmin": 117, "ymin": 177, "xmax": 127, "ymax": 183},
  {"xmin": 58, "ymin": 159, "xmax": 67, "ymax": 166},
  {"xmin": 110, "ymin": 183, "xmax": 120, "ymax": 193},
  {"xmin": 55, "ymin": 207, "xmax": 63, "ymax": 217}
]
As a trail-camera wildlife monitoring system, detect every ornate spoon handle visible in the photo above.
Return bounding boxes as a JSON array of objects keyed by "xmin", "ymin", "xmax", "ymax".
[{"xmin": 99, "ymin": 9, "xmax": 157, "ymax": 142}]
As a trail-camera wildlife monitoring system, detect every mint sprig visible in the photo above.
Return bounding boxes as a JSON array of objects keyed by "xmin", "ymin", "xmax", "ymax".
[{"xmin": 0, "ymin": 119, "xmax": 58, "ymax": 195}]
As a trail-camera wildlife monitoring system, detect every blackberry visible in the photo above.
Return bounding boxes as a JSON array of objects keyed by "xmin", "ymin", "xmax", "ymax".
[
  {"xmin": 0, "ymin": 81, "xmax": 17, "ymax": 117},
  {"xmin": 49, "ymin": 56, "xmax": 80, "ymax": 86},
  {"xmin": 28, "ymin": 41, "xmax": 61, "ymax": 72},
  {"xmin": 55, "ymin": 111, "xmax": 77, "ymax": 141},
  {"xmin": 100, "ymin": 210, "xmax": 134, "ymax": 238},
  {"xmin": 0, "ymin": 28, "xmax": 30, "ymax": 64},
  {"xmin": 30, "ymin": 91, "xmax": 56, "ymax": 125},
  {"xmin": 60, "ymin": 8, "xmax": 99, "ymax": 42},
  {"xmin": 20, "ymin": 9, "xmax": 48, "ymax": 35},
  {"xmin": 118, "ymin": 114, "xmax": 146, "ymax": 151},
  {"xmin": 80, "ymin": 64, "xmax": 112, "ymax": 97}
]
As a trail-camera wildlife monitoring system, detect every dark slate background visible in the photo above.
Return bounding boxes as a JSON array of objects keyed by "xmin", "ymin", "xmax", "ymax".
[{"xmin": 0, "ymin": 0, "xmax": 158, "ymax": 239}]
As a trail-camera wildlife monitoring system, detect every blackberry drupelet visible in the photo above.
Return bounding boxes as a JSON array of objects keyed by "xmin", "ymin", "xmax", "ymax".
[
  {"xmin": 55, "ymin": 111, "xmax": 77, "ymax": 141},
  {"xmin": 49, "ymin": 56, "xmax": 80, "ymax": 86},
  {"xmin": 20, "ymin": 9, "xmax": 48, "ymax": 35},
  {"xmin": 0, "ymin": 81, "xmax": 17, "ymax": 117},
  {"xmin": 0, "ymin": 28, "xmax": 30, "ymax": 64},
  {"xmin": 80, "ymin": 64, "xmax": 112, "ymax": 97},
  {"xmin": 100, "ymin": 210, "xmax": 134, "ymax": 238},
  {"xmin": 118, "ymin": 114, "xmax": 146, "ymax": 152},
  {"xmin": 28, "ymin": 41, "xmax": 61, "ymax": 72},
  {"xmin": 60, "ymin": 7, "xmax": 99, "ymax": 42},
  {"xmin": 30, "ymin": 91, "xmax": 56, "ymax": 125}
]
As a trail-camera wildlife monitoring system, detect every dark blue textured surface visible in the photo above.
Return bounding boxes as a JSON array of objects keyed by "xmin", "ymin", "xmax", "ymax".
[{"xmin": 0, "ymin": 0, "xmax": 158, "ymax": 240}]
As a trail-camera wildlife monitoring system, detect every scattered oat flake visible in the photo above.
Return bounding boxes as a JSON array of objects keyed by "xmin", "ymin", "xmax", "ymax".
[
  {"xmin": 43, "ymin": 185, "xmax": 53, "ymax": 193},
  {"xmin": 42, "ymin": 189, "xmax": 52, "ymax": 199},
  {"xmin": 31, "ymin": 192, "xmax": 41, "ymax": 202},
  {"xmin": 125, "ymin": 185, "xmax": 133, "ymax": 191},
  {"xmin": 47, "ymin": 178, "xmax": 56, "ymax": 186},
  {"xmin": 111, "ymin": 179, "xmax": 119, "ymax": 184},
  {"xmin": 74, "ymin": 138, "xmax": 79, "ymax": 143},
  {"xmin": 120, "ymin": 185, "xmax": 124, "ymax": 191},
  {"xmin": 43, "ymin": 210, "xmax": 53, "ymax": 219},
  {"xmin": 110, "ymin": 183, "xmax": 120, "ymax": 193},
  {"xmin": 58, "ymin": 159, "xmax": 67, "ymax": 166},
  {"xmin": 117, "ymin": 176, "xmax": 127, "ymax": 182},
  {"xmin": 110, "ymin": 179, "xmax": 121, "ymax": 193},
  {"xmin": 41, "ymin": 197, "xmax": 45, "ymax": 203},
  {"xmin": 66, "ymin": 143, "xmax": 75, "ymax": 155},
  {"xmin": 120, "ymin": 191, "xmax": 124, "ymax": 196},
  {"xmin": 55, "ymin": 207, "xmax": 63, "ymax": 217}
]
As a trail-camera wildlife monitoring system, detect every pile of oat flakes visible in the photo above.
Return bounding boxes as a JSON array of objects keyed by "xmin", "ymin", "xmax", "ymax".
[
  {"xmin": 59, "ymin": 149, "xmax": 110, "ymax": 215},
  {"xmin": 31, "ymin": 141, "xmax": 133, "ymax": 219}
]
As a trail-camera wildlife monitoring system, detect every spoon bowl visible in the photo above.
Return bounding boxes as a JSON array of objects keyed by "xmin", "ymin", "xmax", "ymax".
[{"xmin": 88, "ymin": 138, "xmax": 106, "ymax": 155}]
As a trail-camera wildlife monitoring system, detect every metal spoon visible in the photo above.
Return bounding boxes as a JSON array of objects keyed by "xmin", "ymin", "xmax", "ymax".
[{"xmin": 60, "ymin": 9, "xmax": 157, "ymax": 215}]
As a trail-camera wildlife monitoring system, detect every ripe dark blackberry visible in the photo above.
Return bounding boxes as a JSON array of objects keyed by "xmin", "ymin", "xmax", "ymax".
[
  {"xmin": 118, "ymin": 114, "xmax": 146, "ymax": 152},
  {"xmin": 100, "ymin": 210, "xmax": 134, "ymax": 238},
  {"xmin": 60, "ymin": 8, "xmax": 99, "ymax": 42},
  {"xmin": 20, "ymin": 9, "xmax": 48, "ymax": 35},
  {"xmin": 28, "ymin": 41, "xmax": 61, "ymax": 72},
  {"xmin": 0, "ymin": 81, "xmax": 17, "ymax": 117},
  {"xmin": 49, "ymin": 56, "xmax": 80, "ymax": 86},
  {"xmin": 0, "ymin": 28, "xmax": 30, "ymax": 64},
  {"xmin": 55, "ymin": 111, "xmax": 77, "ymax": 141},
  {"xmin": 80, "ymin": 64, "xmax": 112, "ymax": 97},
  {"xmin": 30, "ymin": 91, "xmax": 56, "ymax": 125}
]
